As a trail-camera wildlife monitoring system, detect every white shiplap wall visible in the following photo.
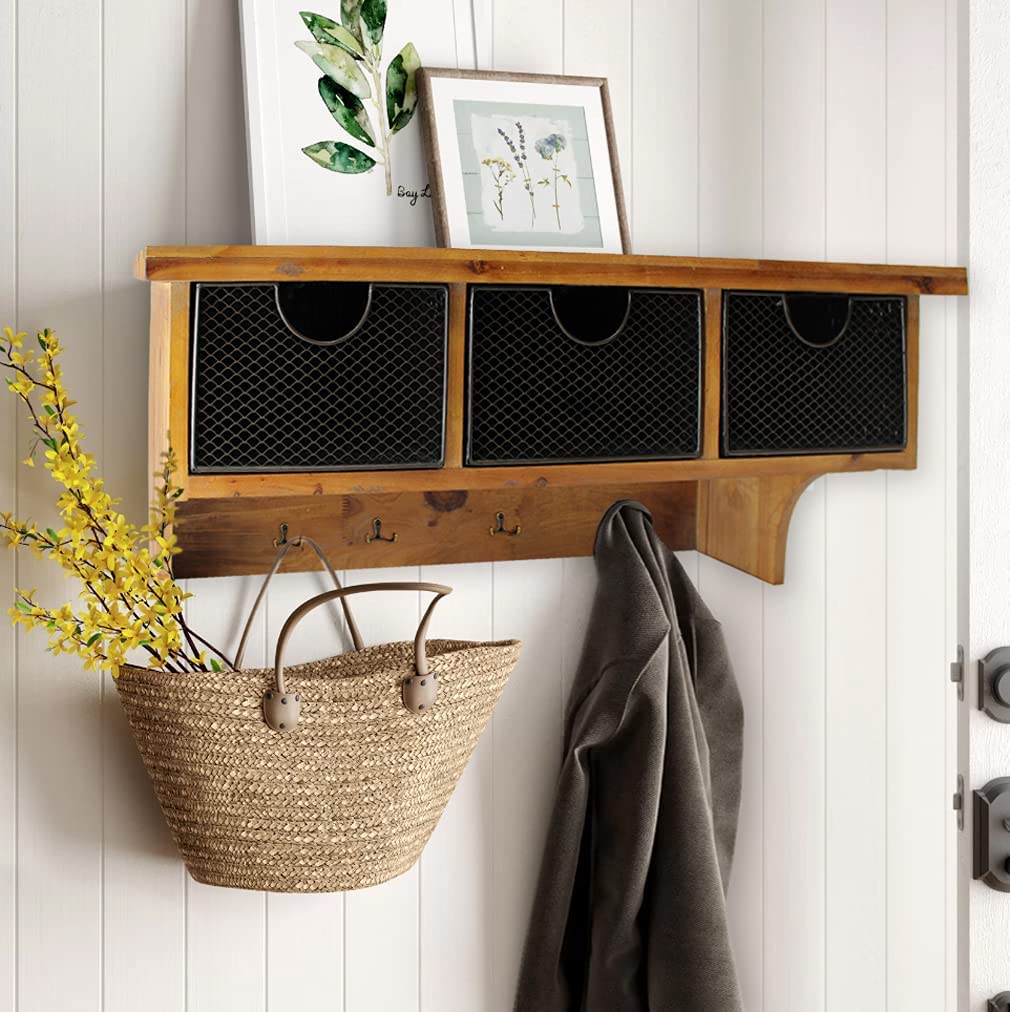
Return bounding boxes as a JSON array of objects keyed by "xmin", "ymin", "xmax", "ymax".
[{"xmin": 0, "ymin": 1, "xmax": 960, "ymax": 1010}]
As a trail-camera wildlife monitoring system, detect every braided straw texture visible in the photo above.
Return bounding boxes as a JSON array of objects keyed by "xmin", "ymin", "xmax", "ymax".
[{"xmin": 116, "ymin": 638, "xmax": 521, "ymax": 892}]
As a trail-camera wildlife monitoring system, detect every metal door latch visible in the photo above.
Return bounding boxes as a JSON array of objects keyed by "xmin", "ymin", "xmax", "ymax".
[
  {"xmin": 951, "ymin": 645, "xmax": 964, "ymax": 701},
  {"xmin": 974, "ymin": 778, "xmax": 1010, "ymax": 891},
  {"xmin": 979, "ymin": 647, "xmax": 1010, "ymax": 722}
]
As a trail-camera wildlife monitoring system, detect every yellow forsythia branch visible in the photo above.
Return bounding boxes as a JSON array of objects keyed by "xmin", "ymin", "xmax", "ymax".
[{"xmin": 0, "ymin": 326, "xmax": 229, "ymax": 674}]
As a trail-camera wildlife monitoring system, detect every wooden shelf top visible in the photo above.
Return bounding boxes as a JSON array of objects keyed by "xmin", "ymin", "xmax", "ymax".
[{"xmin": 136, "ymin": 244, "xmax": 968, "ymax": 296}]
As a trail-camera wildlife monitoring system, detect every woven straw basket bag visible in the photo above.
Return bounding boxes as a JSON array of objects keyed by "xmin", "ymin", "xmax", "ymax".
[{"xmin": 116, "ymin": 537, "xmax": 521, "ymax": 893}]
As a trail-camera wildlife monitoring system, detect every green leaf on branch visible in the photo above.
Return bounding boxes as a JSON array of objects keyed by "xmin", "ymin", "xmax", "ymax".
[
  {"xmin": 15, "ymin": 601, "xmax": 31, "ymax": 613},
  {"xmin": 299, "ymin": 11, "xmax": 364, "ymax": 59},
  {"xmin": 340, "ymin": 0, "xmax": 364, "ymax": 43},
  {"xmin": 360, "ymin": 0, "xmax": 386, "ymax": 45},
  {"xmin": 37, "ymin": 334, "xmax": 47, "ymax": 350},
  {"xmin": 302, "ymin": 141, "xmax": 377, "ymax": 174},
  {"xmin": 43, "ymin": 404, "xmax": 55, "ymax": 415},
  {"xmin": 386, "ymin": 42, "xmax": 420, "ymax": 133},
  {"xmin": 319, "ymin": 77, "xmax": 375, "ymax": 146},
  {"xmin": 86, "ymin": 633, "xmax": 102, "ymax": 647},
  {"xmin": 294, "ymin": 41, "xmax": 370, "ymax": 99},
  {"xmin": 210, "ymin": 658, "xmax": 222, "ymax": 673},
  {"xmin": 45, "ymin": 528, "xmax": 58, "ymax": 543}
]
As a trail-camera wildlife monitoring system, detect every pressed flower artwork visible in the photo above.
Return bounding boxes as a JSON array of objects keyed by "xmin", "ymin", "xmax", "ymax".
[
  {"xmin": 417, "ymin": 69, "xmax": 628, "ymax": 252},
  {"xmin": 461, "ymin": 105, "xmax": 588, "ymax": 243}
]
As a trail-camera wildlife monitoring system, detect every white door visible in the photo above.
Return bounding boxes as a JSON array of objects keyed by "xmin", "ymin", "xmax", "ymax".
[{"xmin": 962, "ymin": 2, "xmax": 1010, "ymax": 1008}]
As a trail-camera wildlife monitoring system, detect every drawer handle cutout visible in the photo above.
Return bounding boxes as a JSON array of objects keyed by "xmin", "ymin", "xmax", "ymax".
[
  {"xmin": 548, "ymin": 286, "xmax": 632, "ymax": 346},
  {"xmin": 274, "ymin": 281, "xmax": 374, "ymax": 346},
  {"xmin": 782, "ymin": 292, "xmax": 853, "ymax": 348}
]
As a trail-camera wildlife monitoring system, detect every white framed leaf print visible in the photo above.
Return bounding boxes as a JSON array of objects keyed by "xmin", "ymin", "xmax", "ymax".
[{"xmin": 239, "ymin": 0, "xmax": 468, "ymax": 244}]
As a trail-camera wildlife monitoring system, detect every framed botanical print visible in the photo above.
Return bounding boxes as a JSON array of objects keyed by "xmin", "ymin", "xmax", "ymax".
[
  {"xmin": 239, "ymin": 0, "xmax": 466, "ymax": 244},
  {"xmin": 416, "ymin": 68, "xmax": 630, "ymax": 253}
]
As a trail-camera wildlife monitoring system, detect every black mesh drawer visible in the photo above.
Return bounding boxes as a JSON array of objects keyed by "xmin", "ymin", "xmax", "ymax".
[
  {"xmin": 466, "ymin": 285, "xmax": 703, "ymax": 466},
  {"xmin": 190, "ymin": 282, "xmax": 447, "ymax": 472},
  {"xmin": 722, "ymin": 291, "xmax": 907, "ymax": 456}
]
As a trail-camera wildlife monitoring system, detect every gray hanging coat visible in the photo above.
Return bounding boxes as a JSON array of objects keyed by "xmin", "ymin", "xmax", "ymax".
[{"xmin": 515, "ymin": 500, "xmax": 744, "ymax": 1011}]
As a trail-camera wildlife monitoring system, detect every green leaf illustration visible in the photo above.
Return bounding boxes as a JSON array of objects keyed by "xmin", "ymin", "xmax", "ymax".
[
  {"xmin": 303, "ymin": 140, "xmax": 377, "ymax": 173},
  {"xmin": 294, "ymin": 40, "xmax": 370, "ymax": 99},
  {"xmin": 299, "ymin": 11, "xmax": 364, "ymax": 59},
  {"xmin": 319, "ymin": 76, "xmax": 375, "ymax": 146},
  {"xmin": 385, "ymin": 41, "xmax": 420, "ymax": 133},
  {"xmin": 360, "ymin": 0, "xmax": 386, "ymax": 45},
  {"xmin": 340, "ymin": 0, "xmax": 364, "ymax": 43}
]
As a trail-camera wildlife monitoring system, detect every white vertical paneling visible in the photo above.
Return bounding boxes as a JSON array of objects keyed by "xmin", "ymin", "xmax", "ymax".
[
  {"xmin": 0, "ymin": 0, "xmax": 15, "ymax": 1003},
  {"xmin": 631, "ymin": 0, "xmax": 697, "ymax": 256},
  {"xmin": 697, "ymin": 6, "xmax": 766, "ymax": 1006},
  {"xmin": 16, "ymin": 1, "xmax": 105, "ymax": 1009},
  {"xmin": 886, "ymin": 4, "xmax": 950, "ymax": 1009},
  {"xmin": 265, "ymin": 566, "xmax": 349, "ymax": 1012},
  {"xmin": 184, "ymin": 576, "xmax": 267, "ymax": 1012},
  {"xmin": 698, "ymin": 0, "xmax": 763, "ymax": 259},
  {"xmin": 823, "ymin": 2, "xmax": 888, "ymax": 1009},
  {"xmin": 700, "ymin": 560, "xmax": 764, "ymax": 1009},
  {"xmin": 490, "ymin": 559, "xmax": 564, "ymax": 1012},
  {"xmin": 418, "ymin": 562, "xmax": 494, "ymax": 1012},
  {"xmin": 762, "ymin": 485, "xmax": 827, "ymax": 1012},
  {"xmin": 559, "ymin": 556, "xmax": 596, "ymax": 706},
  {"xmin": 761, "ymin": 3, "xmax": 827, "ymax": 1010},
  {"xmin": 490, "ymin": 0, "xmax": 562, "ymax": 74},
  {"xmin": 101, "ymin": 2, "xmax": 188, "ymax": 1009},
  {"xmin": 341, "ymin": 567, "xmax": 422, "ymax": 1012},
  {"xmin": 489, "ymin": 0, "xmax": 562, "ymax": 74},
  {"xmin": 563, "ymin": 0, "xmax": 632, "ymax": 220},
  {"xmin": 470, "ymin": 0, "xmax": 493, "ymax": 70}
]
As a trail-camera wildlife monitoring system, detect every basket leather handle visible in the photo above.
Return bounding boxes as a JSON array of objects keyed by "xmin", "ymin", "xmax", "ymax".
[
  {"xmin": 263, "ymin": 581, "xmax": 453, "ymax": 734},
  {"xmin": 234, "ymin": 535, "xmax": 364, "ymax": 669}
]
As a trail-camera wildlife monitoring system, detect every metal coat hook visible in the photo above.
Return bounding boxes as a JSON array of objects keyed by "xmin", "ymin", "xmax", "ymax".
[
  {"xmin": 490, "ymin": 511, "xmax": 521, "ymax": 537},
  {"xmin": 273, "ymin": 523, "xmax": 302, "ymax": 549},
  {"xmin": 365, "ymin": 517, "xmax": 398, "ymax": 544}
]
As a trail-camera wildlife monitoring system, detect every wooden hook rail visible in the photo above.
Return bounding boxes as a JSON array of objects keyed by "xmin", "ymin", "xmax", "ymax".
[{"xmin": 141, "ymin": 245, "xmax": 967, "ymax": 584}]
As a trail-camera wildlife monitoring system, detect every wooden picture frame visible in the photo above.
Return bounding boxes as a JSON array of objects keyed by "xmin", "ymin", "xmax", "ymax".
[{"xmin": 416, "ymin": 68, "xmax": 630, "ymax": 253}]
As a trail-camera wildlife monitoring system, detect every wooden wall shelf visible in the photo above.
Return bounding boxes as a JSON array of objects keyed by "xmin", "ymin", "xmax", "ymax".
[{"xmin": 139, "ymin": 245, "xmax": 967, "ymax": 584}]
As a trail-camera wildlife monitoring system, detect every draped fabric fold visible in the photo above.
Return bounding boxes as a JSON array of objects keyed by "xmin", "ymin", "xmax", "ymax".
[{"xmin": 515, "ymin": 500, "xmax": 744, "ymax": 1011}]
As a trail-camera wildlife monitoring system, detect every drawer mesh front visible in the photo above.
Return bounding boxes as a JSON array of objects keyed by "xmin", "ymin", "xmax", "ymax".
[
  {"xmin": 722, "ymin": 292, "xmax": 907, "ymax": 456},
  {"xmin": 190, "ymin": 283, "xmax": 447, "ymax": 472},
  {"xmin": 467, "ymin": 286, "xmax": 703, "ymax": 466}
]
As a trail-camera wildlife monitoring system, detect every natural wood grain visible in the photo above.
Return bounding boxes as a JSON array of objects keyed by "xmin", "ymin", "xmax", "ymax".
[
  {"xmin": 703, "ymin": 287, "xmax": 723, "ymax": 458},
  {"xmin": 136, "ymin": 244, "xmax": 968, "ymax": 296},
  {"xmin": 444, "ymin": 283, "xmax": 466, "ymax": 468},
  {"xmin": 181, "ymin": 448, "xmax": 916, "ymax": 499},
  {"xmin": 696, "ymin": 474, "xmax": 818, "ymax": 584},
  {"xmin": 167, "ymin": 282, "xmax": 191, "ymax": 496},
  {"xmin": 905, "ymin": 294, "xmax": 920, "ymax": 464},
  {"xmin": 147, "ymin": 282, "xmax": 173, "ymax": 508},
  {"xmin": 171, "ymin": 483, "xmax": 698, "ymax": 578}
]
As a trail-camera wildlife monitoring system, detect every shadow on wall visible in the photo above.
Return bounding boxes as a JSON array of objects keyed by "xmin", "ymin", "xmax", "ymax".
[{"xmin": 186, "ymin": 0, "xmax": 252, "ymax": 245}]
